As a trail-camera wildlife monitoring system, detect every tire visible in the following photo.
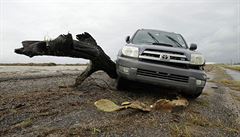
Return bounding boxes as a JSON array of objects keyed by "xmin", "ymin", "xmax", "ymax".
[
  {"xmin": 182, "ymin": 88, "xmax": 203, "ymax": 99},
  {"xmin": 116, "ymin": 77, "xmax": 128, "ymax": 90}
]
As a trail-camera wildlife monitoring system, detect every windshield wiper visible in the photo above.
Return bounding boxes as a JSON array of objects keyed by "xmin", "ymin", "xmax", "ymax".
[
  {"xmin": 147, "ymin": 32, "xmax": 160, "ymax": 43},
  {"xmin": 151, "ymin": 42, "xmax": 173, "ymax": 47},
  {"xmin": 147, "ymin": 32, "xmax": 173, "ymax": 47},
  {"xmin": 165, "ymin": 35, "xmax": 183, "ymax": 47}
]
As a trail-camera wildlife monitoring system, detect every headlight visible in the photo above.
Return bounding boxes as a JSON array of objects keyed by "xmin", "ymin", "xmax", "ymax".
[
  {"xmin": 190, "ymin": 54, "xmax": 205, "ymax": 65},
  {"xmin": 121, "ymin": 46, "xmax": 139, "ymax": 58}
]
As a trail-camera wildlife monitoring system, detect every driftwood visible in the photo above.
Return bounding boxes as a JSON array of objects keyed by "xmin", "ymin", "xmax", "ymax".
[{"xmin": 15, "ymin": 33, "xmax": 117, "ymax": 86}]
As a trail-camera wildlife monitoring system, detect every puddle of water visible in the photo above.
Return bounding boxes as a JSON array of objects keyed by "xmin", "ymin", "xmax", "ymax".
[{"xmin": 225, "ymin": 69, "xmax": 240, "ymax": 81}]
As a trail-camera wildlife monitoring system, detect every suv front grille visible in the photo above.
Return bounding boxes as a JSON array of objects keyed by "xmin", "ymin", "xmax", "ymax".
[
  {"xmin": 140, "ymin": 59, "xmax": 189, "ymax": 69},
  {"xmin": 137, "ymin": 69, "xmax": 189, "ymax": 83},
  {"xmin": 139, "ymin": 49, "xmax": 189, "ymax": 64}
]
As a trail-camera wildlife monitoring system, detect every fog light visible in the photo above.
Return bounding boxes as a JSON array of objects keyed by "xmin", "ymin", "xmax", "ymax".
[
  {"xmin": 119, "ymin": 66, "xmax": 130, "ymax": 74},
  {"xmin": 196, "ymin": 80, "xmax": 205, "ymax": 86},
  {"xmin": 123, "ymin": 67, "xmax": 129, "ymax": 73},
  {"xmin": 196, "ymin": 80, "xmax": 201, "ymax": 85}
]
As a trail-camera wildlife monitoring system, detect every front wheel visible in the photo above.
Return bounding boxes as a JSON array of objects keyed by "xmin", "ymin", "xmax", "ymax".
[
  {"xmin": 182, "ymin": 88, "xmax": 203, "ymax": 99},
  {"xmin": 116, "ymin": 77, "xmax": 128, "ymax": 90}
]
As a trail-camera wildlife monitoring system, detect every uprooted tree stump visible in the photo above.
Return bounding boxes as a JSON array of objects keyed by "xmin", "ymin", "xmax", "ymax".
[{"xmin": 15, "ymin": 32, "xmax": 117, "ymax": 86}]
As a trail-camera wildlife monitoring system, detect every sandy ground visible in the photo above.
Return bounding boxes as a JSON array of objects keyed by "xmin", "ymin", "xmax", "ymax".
[{"xmin": 0, "ymin": 65, "xmax": 240, "ymax": 137}]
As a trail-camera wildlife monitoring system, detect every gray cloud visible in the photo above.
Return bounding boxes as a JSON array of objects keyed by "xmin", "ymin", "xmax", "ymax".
[{"xmin": 0, "ymin": 0, "xmax": 239, "ymax": 64}]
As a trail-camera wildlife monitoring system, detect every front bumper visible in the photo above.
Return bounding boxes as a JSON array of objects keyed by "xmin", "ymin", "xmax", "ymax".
[{"xmin": 116, "ymin": 56, "xmax": 207, "ymax": 93}]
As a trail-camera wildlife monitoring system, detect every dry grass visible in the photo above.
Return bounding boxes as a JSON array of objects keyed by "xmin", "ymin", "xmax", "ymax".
[
  {"xmin": 213, "ymin": 118, "xmax": 239, "ymax": 134},
  {"xmin": 13, "ymin": 118, "xmax": 33, "ymax": 129},
  {"xmin": 188, "ymin": 114, "xmax": 211, "ymax": 127},
  {"xmin": 170, "ymin": 124, "xmax": 192, "ymax": 137},
  {"xmin": 223, "ymin": 65, "xmax": 240, "ymax": 72},
  {"xmin": 207, "ymin": 65, "xmax": 240, "ymax": 91},
  {"xmin": 186, "ymin": 113, "xmax": 239, "ymax": 133},
  {"xmin": 182, "ymin": 115, "xmax": 239, "ymax": 136},
  {"xmin": 36, "ymin": 111, "xmax": 58, "ymax": 117},
  {"xmin": 223, "ymin": 127, "xmax": 239, "ymax": 133},
  {"xmin": 195, "ymin": 99, "xmax": 210, "ymax": 107},
  {"xmin": 201, "ymin": 92, "xmax": 209, "ymax": 96},
  {"xmin": 234, "ymin": 96, "xmax": 240, "ymax": 102},
  {"xmin": 92, "ymin": 128, "xmax": 101, "ymax": 135},
  {"xmin": 204, "ymin": 64, "xmax": 216, "ymax": 72},
  {"xmin": 218, "ymin": 80, "xmax": 240, "ymax": 91},
  {"xmin": 229, "ymin": 92, "xmax": 240, "ymax": 102}
]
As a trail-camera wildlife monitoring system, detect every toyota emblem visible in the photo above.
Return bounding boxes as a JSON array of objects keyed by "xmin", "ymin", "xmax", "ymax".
[{"xmin": 160, "ymin": 54, "xmax": 169, "ymax": 60}]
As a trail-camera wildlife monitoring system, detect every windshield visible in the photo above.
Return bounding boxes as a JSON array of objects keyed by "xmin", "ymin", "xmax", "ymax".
[{"xmin": 132, "ymin": 30, "xmax": 187, "ymax": 48}]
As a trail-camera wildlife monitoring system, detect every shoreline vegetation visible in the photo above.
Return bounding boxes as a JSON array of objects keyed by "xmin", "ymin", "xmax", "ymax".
[
  {"xmin": 0, "ymin": 63, "xmax": 88, "ymax": 66},
  {"xmin": 205, "ymin": 64, "xmax": 240, "ymax": 91},
  {"xmin": 223, "ymin": 65, "xmax": 240, "ymax": 72},
  {"xmin": 205, "ymin": 64, "xmax": 240, "ymax": 72}
]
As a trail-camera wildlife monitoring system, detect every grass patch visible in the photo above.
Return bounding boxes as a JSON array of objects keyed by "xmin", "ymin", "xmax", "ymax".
[
  {"xmin": 201, "ymin": 92, "xmax": 209, "ymax": 96},
  {"xmin": 9, "ymin": 109, "xmax": 17, "ymax": 113},
  {"xmin": 92, "ymin": 127, "xmax": 101, "ymax": 135},
  {"xmin": 188, "ymin": 114, "xmax": 211, "ymax": 127},
  {"xmin": 229, "ymin": 92, "xmax": 240, "ymax": 102},
  {"xmin": 213, "ymin": 118, "xmax": 239, "ymax": 134},
  {"xmin": 208, "ymin": 65, "xmax": 240, "ymax": 91},
  {"xmin": 187, "ymin": 115, "xmax": 239, "ymax": 134},
  {"xmin": 170, "ymin": 124, "xmax": 192, "ymax": 137},
  {"xmin": 204, "ymin": 64, "xmax": 216, "ymax": 72},
  {"xmin": 13, "ymin": 118, "xmax": 32, "ymax": 128},
  {"xmin": 36, "ymin": 111, "xmax": 57, "ymax": 117},
  {"xmin": 196, "ymin": 99, "xmax": 210, "ymax": 107},
  {"xmin": 223, "ymin": 127, "xmax": 239, "ymax": 133},
  {"xmin": 218, "ymin": 80, "xmax": 240, "ymax": 91},
  {"xmin": 223, "ymin": 65, "xmax": 240, "ymax": 72},
  {"xmin": 234, "ymin": 96, "xmax": 240, "ymax": 102}
]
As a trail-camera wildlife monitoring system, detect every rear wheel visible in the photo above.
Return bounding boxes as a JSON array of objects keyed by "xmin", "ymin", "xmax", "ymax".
[{"xmin": 182, "ymin": 88, "xmax": 203, "ymax": 99}]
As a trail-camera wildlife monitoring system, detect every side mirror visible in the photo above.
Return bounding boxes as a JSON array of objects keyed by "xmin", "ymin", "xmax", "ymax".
[
  {"xmin": 190, "ymin": 43, "xmax": 197, "ymax": 51},
  {"xmin": 125, "ymin": 36, "xmax": 130, "ymax": 43}
]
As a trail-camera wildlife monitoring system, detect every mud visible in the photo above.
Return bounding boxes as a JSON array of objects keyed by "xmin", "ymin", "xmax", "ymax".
[{"xmin": 0, "ymin": 65, "xmax": 239, "ymax": 137}]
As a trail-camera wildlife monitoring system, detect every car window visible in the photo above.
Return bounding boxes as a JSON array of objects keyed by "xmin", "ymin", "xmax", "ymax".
[{"xmin": 132, "ymin": 30, "xmax": 187, "ymax": 48}]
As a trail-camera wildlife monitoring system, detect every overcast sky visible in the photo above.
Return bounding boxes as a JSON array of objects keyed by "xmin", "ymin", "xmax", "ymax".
[{"xmin": 0, "ymin": 0, "xmax": 239, "ymax": 64}]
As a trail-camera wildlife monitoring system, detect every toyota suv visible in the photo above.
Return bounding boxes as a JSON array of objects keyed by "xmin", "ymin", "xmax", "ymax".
[{"xmin": 116, "ymin": 29, "xmax": 207, "ymax": 99}]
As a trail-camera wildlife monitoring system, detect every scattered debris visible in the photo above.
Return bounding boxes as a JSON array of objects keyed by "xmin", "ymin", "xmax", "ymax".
[
  {"xmin": 0, "ymin": 107, "xmax": 6, "ymax": 111},
  {"xmin": 151, "ymin": 97, "xmax": 189, "ymax": 112},
  {"xmin": 124, "ymin": 101, "xmax": 151, "ymax": 112},
  {"xmin": 95, "ymin": 97, "xmax": 188, "ymax": 113},
  {"xmin": 12, "ymin": 103, "xmax": 26, "ymax": 109},
  {"xmin": 94, "ymin": 99, "xmax": 150, "ymax": 112},
  {"xmin": 94, "ymin": 99, "xmax": 124, "ymax": 112},
  {"xmin": 211, "ymin": 86, "xmax": 218, "ymax": 89},
  {"xmin": 121, "ymin": 101, "xmax": 131, "ymax": 106}
]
